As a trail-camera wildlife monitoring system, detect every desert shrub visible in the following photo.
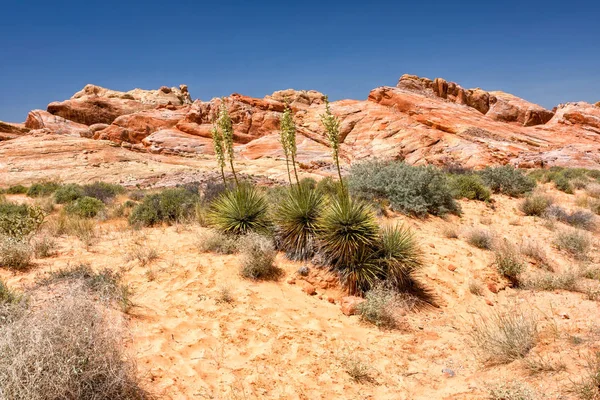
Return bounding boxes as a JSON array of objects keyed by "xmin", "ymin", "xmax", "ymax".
[
  {"xmin": 274, "ymin": 185, "xmax": 324, "ymax": 260},
  {"xmin": 65, "ymin": 196, "xmax": 105, "ymax": 218},
  {"xmin": 38, "ymin": 264, "xmax": 132, "ymax": 311},
  {"xmin": 0, "ymin": 200, "xmax": 45, "ymax": 239},
  {"xmin": 341, "ymin": 355, "xmax": 376, "ymax": 384},
  {"xmin": 348, "ymin": 160, "xmax": 460, "ymax": 217},
  {"xmin": 0, "ymin": 292, "xmax": 149, "ymax": 399},
  {"xmin": 554, "ymin": 230, "xmax": 592, "ymax": 260},
  {"xmin": 0, "ymin": 280, "xmax": 22, "ymax": 305},
  {"xmin": 494, "ymin": 241, "xmax": 526, "ymax": 286},
  {"xmin": 83, "ymin": 181, "xmax": 126, "ymax": 203},
  {"xmin": 587, "ymin": 183, "xmax": 600, "ymax": 199},
  {"xmin": 590, "ymin": 199, "xmax": 600, "ymax": 216},
  {"xmin": 209, "ymin": 184, "xmax": 270, "ymax": 235},
  {"xmin": 238, "ymin": 233, "xmax": 281, "ymax": 280},
  {"xmin": 469, "ymin": 307, "xmax": 538, "ymax": 365},
  {"xmin": 358, "ymin": 284, "xmax": 409, "ymax": 330},
  {"xmin": 448, "ymin": 174, "xmax": 491, "ymax": 201},
  {"xmin": 53, "ymin": 183, "xmax": 84, "ymax": 204},
  {"xmin": 520, "ymin": 241, "xmax": 552, "ymax": 270},
  {"xmin": 6, "ymin": 185, "xmax": 28, "ymax": 194},
  {"xmin": 523, "ymin": 271, "xmax": 578, "ymax": 292},
  {"xmin": 32, "ymin": 235, "xmax": 57, "ymax": 258},
  {"xmin": 197, "ymin": 229, "xmax": 238, "ymax": 254},
  {"xmin": 129, "ymin": 188, "xmax": 199, "ymax": 227},
  {"xmin": 27, "ymin": 181, "xmax": 60, "ymax": 197},
  {"xmin": 546, "ymin": 205, "xmax": 596, "ymax": 230},
  {"xmin": 466, "ymin": 229, "xmax": 494, "ymax": 250},
  {"xmin": 478, "ymin": 165, "xmax": 536, "ymax": 197},
  {"xmin": 126, "ymin": 243, "xmax": 159, "ymax": 267},
  {"xmin": 315, "ymin": 176, "xmax": 343, "ymax": 197},
  {"xmin": 553, "ymin": 175, "xmax": 573, "ymax": 193},
  {"xmin": 298, "ymin": 177, "xmax": 317, "ymax": 190},
  {"xmin": 47, "ymin": 212, "xmax": 97, "ymax": 246},
  {"xmin": 317, "ymin": 195, "xmax": 381, "ymax": 294},
  {"xmin": 441, "ymin": 224, "xmax": 459, "ymax": 239},
  {"xmin": 128, "ymin": 190, "xmax": 146, "ymax": 201},
  {"xmin": 0, "ymin": 236, "xmax": 32, "ymax": 271},
  {"xmin": 201, "ymin": 179, "xmax": 230, "ymax": 205},
  {"xmin": 520, "ymin": 193, "xmax": 553, "ymax": 216}
]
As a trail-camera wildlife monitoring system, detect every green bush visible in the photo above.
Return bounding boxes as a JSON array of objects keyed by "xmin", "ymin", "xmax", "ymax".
[
  {"xmin": 274, "ymin": 185, "xmax": 324, "ymax": 260},
  {"xmin": 53, "ymin": 184, "xmax": 84, "ymax": 204},
  {"xmin": 238, "ymin": 233, "xmax": 281, "ymax": 280},
  {"xmin": 448, "ymin": 174, "xmax": 491, "ymax": 201},
  {"xmin": 129, "ymin": 188, "xmax": 199, "ymax": 227},
  {"xmin": 0, "ymin": 200, "xmax": 45, "ymax": 239},
  {"xmin": 6, "ymin": 185, "xmax": 28, "ymax": 195},
  {"xmin": 65, "ymin": 197, "xmax": 105, "ymax": 218},
  {"xmin": 27, "ymin": 181, "xmax": 60, "ymax": 198},
  {"xmin": 348, "ymin": 160, "xmax": 460, "ymax": 217},
  {"xmin": 553, "ymin": 175, "xmax": 573, "ymax": 194},
  {"xmin": 82, "ymin": 181, "xmax": 125, "ymax": 203},
  {"xmin": 208, "ymin": 184, "xmax": 270, "ymax": 235},
  {"xmin": 478, "ymin": 166, "xmax": 536, "ymax": 197},
  {"xmin": 520, "ymin": 193, "xmax": 553, "ymax": 216}
]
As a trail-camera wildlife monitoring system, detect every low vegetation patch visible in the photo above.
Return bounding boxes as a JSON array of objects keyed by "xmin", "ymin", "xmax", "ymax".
[
  {"xmin": 129, "ymin": 187, "xmax": 199, "ymax": 227},
  {"xmin": 32, "ymin": 235, "xmax": 57, "ymax": 258},
  {"xmin": 570, "ymin": 351, "xmax": 600, "ymax": 400},
  {"xmin": 523, "ymin": 271, "xmax": 578, "ymax": 292},
  {"xmin": 520, "ymin": 193, "xmax": 553, "ymax": 216},
  {"xmin": 53, "ymin": 183, "xmax": 84, "ymax": 204},
  {"xmin": 197, "ymin": 229, "xmax": 239, "ymax": 254},
  {"xmin": 478, "ymin": 165, "xmax": 536, "ymax": 197},
  {"xmin": 448, "ymin": 173, "xmax": 491, "ymax": 201},
  {"xmin": 545, "ymin": 205, "xmax": 596, "ymax": 231},
  {"xmin": 357, "ymin": 284, "xmax": 410, "ymax": 330},
  {"xmin": 82, "ymin": 181, "xmax": 126, "ymax": 203},
  {"xmin": 238, "ymin": 233, "xmax": 281, "ymax": 280},
  {"xmin": 27, "ymin": 181, "xmax": 60, "ymax": 198},
  {"xmin": 0, "ymin": 291, "xmax": 150, "ymax": 399},
  {"xmin": 0, "ymin": 236, "xmax": 33, "ymax": 271},
  {"xmin": 487, "ymin": 382, "xmax": 536, "ymax": 400},
  {"xmin": 469, "ymin": 306, "xmax": 538, "ymax": 365},
  {"xmin": 554, "ymin": 230, "xmax": 592, "ymax": 260},
  {"xmin": 6, "ymin": 185, "xmax": 28, "ymax": 195},
  {"xmin": 494, "ymin": 241, "xmax": 526, "ymax": 286},
  {"xmin": 466, "ymin": 229, "xmax": 494, "ymax": 250},
  {"xmin": 0, "ymin": 200, "xmax": 45, "ymax": 239},
  {"xmin": 65, "ymin": 196, "xmax": 105, "ymax": 218},
  {"xmin": 348, "ymin": 160, "xmax": 460, "ymax": 217}
]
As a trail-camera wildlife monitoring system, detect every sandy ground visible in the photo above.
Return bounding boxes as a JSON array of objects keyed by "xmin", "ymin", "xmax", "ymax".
[{"xmin": 1, "ymin": 186, "xmax": 599, "ymax": 399}]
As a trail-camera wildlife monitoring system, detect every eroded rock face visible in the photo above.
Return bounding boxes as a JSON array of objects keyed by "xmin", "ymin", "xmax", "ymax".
[
  {"xmin": 3, "ymin": 77, "xmax": 600, "ymax": 171},
  {"xmin": 47, "ymin": 84, "xmax": 192, "ymax": 126},
  {"xmin": 0, "ymin": 121, "xmax": 29, "ymax": 141}
]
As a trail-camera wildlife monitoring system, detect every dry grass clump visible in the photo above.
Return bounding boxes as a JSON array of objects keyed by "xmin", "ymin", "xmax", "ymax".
[
  {"xmin": 0, "ymin": 236, "xmax": 33, "ymax": 271},
  {"xmin": 238, "ymin": 233, "xmax": 282, "ymax": 280},
  {"xmin": 469, "ymin": 306, "xmax": 538, "ymax": 365},
  {"xmin": 520, "ymin": 240, "xmax": 552, "ymax": 271},
  {"xmin": 554, "ymin": 230, "xmax": 592, "ymax": 260},
  {"xmin": 0, "ymin": 290, "xmax": 150, "ymax": 400},
  {"xmin": 357, "ymin": 284, "xmax": 412, "ymax": 330},
  {"xmin": 469, "ymin": 280, "xmax": 484, "ymax": 296},
  {"xmin": 126, "ymin": 241, "xmax": 159, "ymax": 267},
  {"xmin": 197, "ymin": 229, "xmax": 239, "ymax": 254},
  {"xmin": 523, "ymin": 271, "xmax": 579, "ymax": 292},
  {"xmin": 441, "ymin": 224, "xmax": 460, "ymax": 239},
  {"xmin": 37, "ymin": 264, "xmax": 133, "ymax": 312},
  {"xmin": 570, "ymin": 352, "xmax": 600, "ymax": 400},
  {"xmin": 545, "ymin": 205, "xmax": 597, "ymax": 231},
  {"xmin": 32, "ymin": 235, "xmax": 57, "ymax": 258},
  {"xmin": 466, "ymin": 229, "xmax": 494, "ymax": 250},
  {"xmin": 494, "ymin": 241, "xmax": 526, "ymax": 286},
  {"xmin": 523, "ymin": 354, "xmax": 566, "ymax": 375},
  {"xmin": 215, "ymin": 286, "xmax": 235, "ymax": 304},
  {"xmin": 487, "ymin": 381, "xmax": 536, "ymax": 400},
  {"xmin": 586, "ymin": 183, "xmax": 600, "ymax": 199},
  {"xmin": 46, "ymin": 212, "xmax": 97, "ymax": 246},
  {"xmin": 341, "ymin": 355, "xmax": 377, "ymax": 384}
]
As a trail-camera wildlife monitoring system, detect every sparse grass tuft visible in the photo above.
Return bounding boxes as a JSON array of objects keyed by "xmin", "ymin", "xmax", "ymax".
[
  {"xmin": 487, "ymin": 381, "xmax": 536, "ymax": 400},
  {"xmin": 523, "ymin": 271, "xmax": 578, "ymax": 292},
  {"xmin": 494, "ymin": 241, "xmax": 526, "ymax": 286},
  {"xmin": 341, "ymin": 356, "xmax": 376, "ymax": 384},
  {"xmin": 523, "ymin": 354, "xmax": 566, "ymax": 375},
  {"xmin": 554, "ymin": 230, "xmax": 592, "ymax": 260},
  {"xmin": 469, "ymin": 306, "xmax": 538, "ymax": 365},
  {"xmin": 570, "ymin": 352, "xmax": 600, "ymax": 400},
  {"xmin": 357, "ymin": 284, "xmax": 410, "ymax": 330},
  {"xmin": 441, "ymin": 224, "xmax": 459, "ymax": 239},
  {"xmin": 469, "ymin": 280, "xmax": 484, "ymax": 296},
  {"xmin": 520, "ymin": 241, "xmax": 552, "ymax": 270},
  {"xmin": 32, "ymin": 235, "xmax": 57, "ymax": 258},
  {"xmin": 0, "ymin": 236, "xmax": 33, "ymax": 271},
  {"xmin": 466, "ymin": 229, "xmax": 494, "ymax": 250},
  {"xmin": 216, "ymin": 286, "xmax": 235, "ymax": 304}
]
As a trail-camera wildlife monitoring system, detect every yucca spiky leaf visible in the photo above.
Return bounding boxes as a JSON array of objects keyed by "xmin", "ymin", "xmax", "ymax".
[
  {"xmin": 378, "ymin": 224, "xmax": 434, "ymax": 304},
  {"xmin": 338, "ymin": 245, "xmax": 384, "ymax": 295},
  {"xmin": 274, "ymin": 184, "xmax": 324, "ymax": 260},
  {"xmin": 209, "ymin": 184, "xmax": 270, "ymax": 235}
]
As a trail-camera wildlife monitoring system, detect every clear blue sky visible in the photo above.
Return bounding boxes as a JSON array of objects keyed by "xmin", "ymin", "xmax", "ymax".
[{"xmin": 1, "ymin": 0, "xmax": 599, "ymax": 122}]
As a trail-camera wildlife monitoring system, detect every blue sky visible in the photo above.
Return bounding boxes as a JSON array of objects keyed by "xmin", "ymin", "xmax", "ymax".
[{"xmin": 1, "ymin": 0, "xmax": 599, "ymax": 122}]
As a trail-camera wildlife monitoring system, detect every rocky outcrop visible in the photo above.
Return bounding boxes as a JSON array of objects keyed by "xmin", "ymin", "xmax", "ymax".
[
  {"xmin": 0, "ymin": 121, "xmax": 30, "ymax": 141},
  {"xmin": 396, "ymin": 74, "xmax": 554, "ymax": 127},
  {"xmin": 47, "ymin": 84, "xmax": 192, "ymax": 126}
]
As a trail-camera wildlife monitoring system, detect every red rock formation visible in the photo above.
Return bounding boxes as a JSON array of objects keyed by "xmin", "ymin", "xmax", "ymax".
[{"xmin": 25, "ymin": 110, "xmax": 91, "ymax": 137}]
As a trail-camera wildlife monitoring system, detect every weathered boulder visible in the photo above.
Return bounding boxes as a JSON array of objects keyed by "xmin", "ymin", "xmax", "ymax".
[
  {"xmin": 25, "ymin": 110, "xmax": 91, "ymax": 137},
  {"xmin": 488, "ymin": 92, "xmax": 554, "ymax": 127}
]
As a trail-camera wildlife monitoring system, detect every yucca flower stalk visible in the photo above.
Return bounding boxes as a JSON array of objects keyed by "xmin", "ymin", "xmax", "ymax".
[
  {"xmin": 280, "ymin": 105, "xmax": 299, "ymax": 186},
  {"xmin": 320, "ymin": 96, "xmax": 344, "ymax": 192},
  {"xmin": 218, "ymin": 99, "xmax": 238, "ymax": 185},
  {"xmin": 211, "ymin": 123, "xmax": 226, "ymax": 184}
]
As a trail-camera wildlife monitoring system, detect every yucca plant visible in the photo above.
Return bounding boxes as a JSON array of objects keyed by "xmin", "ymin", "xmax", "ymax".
[
  {"xmin": 209, "ymin": 184, "xmax": 270, "ymax": 235},
  {"xmin": 274, "ymin": 184, "xmax": 324, "ymax": 260},
  {"xmin": 378, "ymin": 224, "xmax": 433, "ymax": 303},
  {"xmin": 317, "ymin": 195, "xmax": 380, "ymax": 294},
  {"xmin": 211, "ymin": 124, "xmax": 226, "ymax": 184},
  {"xmin": 218, "ymin": 99, "xmax": 238, "ymax": 185}
]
